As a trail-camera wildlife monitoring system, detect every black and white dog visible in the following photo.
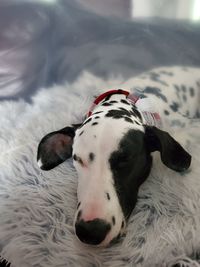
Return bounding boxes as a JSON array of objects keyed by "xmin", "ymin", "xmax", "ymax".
[{"xmin": 37, "ymin": 66, "xmax": 200, "ymax": 246}]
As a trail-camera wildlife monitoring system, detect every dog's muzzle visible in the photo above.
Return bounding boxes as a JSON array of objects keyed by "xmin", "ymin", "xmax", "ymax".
[{"xmin": 75, "ymin": 218, "xmax": 111, "ymax": 245}]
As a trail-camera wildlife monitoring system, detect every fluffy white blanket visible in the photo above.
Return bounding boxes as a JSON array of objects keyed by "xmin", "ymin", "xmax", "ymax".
[{"xmin": 0, "ymin": 71, "xmax": 200, "ymax": 267}]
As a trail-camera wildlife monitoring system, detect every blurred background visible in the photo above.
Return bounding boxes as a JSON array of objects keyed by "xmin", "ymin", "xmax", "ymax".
[
  {"xmin": 59, "ymin": 0, "xmax": 200, "ymax": 21},
  {"xmin": 0, "ymin": 0, "xmax": 200, "ymax": 100}
]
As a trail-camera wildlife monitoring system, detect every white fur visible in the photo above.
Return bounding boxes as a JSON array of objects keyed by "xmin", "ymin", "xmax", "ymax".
[
  {"xmin": 0, "ymin": 67, "xmax": 200, "ymax": 266},
  {"xmin": 37, "ymin": 158, "xmax": 43, "ymax": 168},
  {"xmin": 73, "ymin": 93, "xmax": 144, "ymax": 245}
]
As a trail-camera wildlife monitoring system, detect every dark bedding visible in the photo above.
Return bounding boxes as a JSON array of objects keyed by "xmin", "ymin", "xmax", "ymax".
[{"xmin": 0, "ymin": 0, "xmax": 200, "ymax": 101}]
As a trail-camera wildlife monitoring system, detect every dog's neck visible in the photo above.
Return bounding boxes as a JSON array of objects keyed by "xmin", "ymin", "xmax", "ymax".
[{"xmin": 87, "ymin": 89, "xmax": 162, "ymax": 128}]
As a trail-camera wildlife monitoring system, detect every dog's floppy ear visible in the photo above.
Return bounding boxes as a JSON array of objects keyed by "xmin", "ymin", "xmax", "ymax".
[
  {"xmin": 145, "ymin": 126, "xmax": 191, "ymax": 172},
  {"xmin": 37, "ymin": 125, "xmax": 80, "ymax": 171}
]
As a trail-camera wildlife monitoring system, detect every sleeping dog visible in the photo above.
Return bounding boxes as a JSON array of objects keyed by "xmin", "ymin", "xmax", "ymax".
[{"xmin": 37, "ymin": 66, "xmax": 200, "ymax": 246}]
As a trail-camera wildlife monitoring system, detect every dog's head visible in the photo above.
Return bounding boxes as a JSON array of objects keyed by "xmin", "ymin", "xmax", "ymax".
[{"xmin": 37, "ymin": 93, "xmax": 191, "ymax": 246}]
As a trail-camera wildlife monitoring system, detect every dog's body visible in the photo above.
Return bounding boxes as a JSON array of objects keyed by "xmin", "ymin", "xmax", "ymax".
[
  {"xmin": 37, "ymin": 66, "xmax": 200, "ymax": 246},
  {"xmin": 122, "ymin": 66, "xmax": 200, "ymax": 127}
]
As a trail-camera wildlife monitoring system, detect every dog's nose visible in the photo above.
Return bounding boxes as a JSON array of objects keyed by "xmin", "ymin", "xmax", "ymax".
[{"xmin": 75, "ymin": 218, "xmax": 111, "ymax": 245}]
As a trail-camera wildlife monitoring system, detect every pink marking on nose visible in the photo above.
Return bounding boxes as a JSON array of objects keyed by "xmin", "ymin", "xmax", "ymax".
[
  {"xmin": 84, "ymin": 214, "xmax": 98, "ymax": 222},
  {"xmin": 81, "ymin": 204, "xmax": 104, "ymax": 221}
]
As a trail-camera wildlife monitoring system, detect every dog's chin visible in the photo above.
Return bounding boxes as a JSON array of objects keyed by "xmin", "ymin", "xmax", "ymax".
[
  {"xmin": 74, "ymin": 235, "xmax": 109, "ymax": 247},
  {"xmin": 74, "ymin": 234, "xmax": 116, "ymax": 247}
]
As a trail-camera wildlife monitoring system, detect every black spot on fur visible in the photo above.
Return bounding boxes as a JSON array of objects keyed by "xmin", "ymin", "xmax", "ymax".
[
  {"xmin": 121, "ymin": 221, "xmax": 125, "ymax": 228},
  {"xmin": 122, "ymin": 109, "xmax": 133, "ymax": 117},
  {"xmin": 139, "ymin": 94, "xmax": 147, "ymax": 99},
  {"xmin": 95, "ymin": 116, "xmax": 100, "ymax": 119},
  {"xmin": 144, "ymin": 86, "xmax": 168, "ymax": 103},
  {"xmin": 73, "ymin": 155, "xmax": 83, "ymax": 165},
  {"xmin": 181, "ymin": 85, "xmax": 186, "ymax": 92},
  {"xmin": 79, "ymin": 131, "xmax": 84, "ymax": 136},
  {"xmin": 119, "ymin": 107, "xmax": 127, "ymax": 112},
  {"xmin": 132, "ymin": 107, "xmax": 143, "ymax": 121},
  {"xmin": 94, "ymin": 135, "xmax": 97, "ymax": 138},
  {"xmin": 92, "ymin": 122, "xmax": 98, "ymax": 126},
  {"xmin": 135, "ymin": 121, "xmax": 141, "ymax": 125},
  {"xmin": 77, "ymin": 210, "xmax": 82, "ymax": 221},
  {"xmin": 89, "ymin": 153, "xmax": 95, "ymax": 162},
  {"xmin": 183, "ymin": 94, "xmax": 187, "ymax": 102},
  {"xmin": 196, "ymin": 110, "xmax": 200, "ymax": 118},
  {"xmin": 170, "ymin": 102, "xmax": 179, "ymax": 112},
  {"xmin": 102, "ymin": 94, "xmax": 112, "ymax": 102},
  {"xmin": 109, "ymin": 100, "xmax": 118, "ymax": 104},
  {"xmin": 112, "ymin": 216, "xmax": 116, "ymax": 225},
  {"xmin": 93, "ymin": 111, "xmax": 103, "ymax": 115},
  {"xmin": 106, "ymin": 108, "xmax": 138, "ymax": 121},
  {"xmin": 77, "ymin": 202, "xmax": 81, "ymax": 209},
  {"xmin": 174, "ymin": 84, "xmax": 180, "ymax": 91},
  {"xmin": 173, "ymin": 84, "xmax": 181, "ymax": 99},
  {"xmin": 164, "ymin": 110, "xmax": 170, "ymax": 115},
  {"xmin": 117, "ymin": 89, "xmax": 126, "ymax": 94},
  {"xmin": 124, "ymin": 117, "xmax": 133, "ymax": 123},
  {"xmin": 106, "ymin": 193, "xmax": 110, "ymax": 200},
  {"xmin": 189, "ymin": 87, "xmax": 195, "ymax": 97},
  {"xmin": 149, "ymin": 72, "xmax": 160, "ymax": 78},
  {"xmin": 149, "ymin": 72, "xmax": 169, "ymax": 86},
  {"xmin": 105, "ymin": 110, "xmax": 124, "ymax": 119},
  {"xmin": 109, "ymin": 130, "xmax": 152, "ymax": 218},
  {"xmin": 102, "ymin": 89, "xmax": 125, "ymax": 103},
  {"xmin": 186, "ymin": 110, "xmax": 190, "ymax": 117},
  {"xmin": 160, "ymin": 70, "xmax": 174, "ymax": 76},
  {"xmin": 121, "ymin": 99, "xmax": 130, "ymax": 105},
  {"xmin": 102, "ymin": 102, "xmax": 112, "ymax": 106},
  {"xmin": 82, "ymin": 117, "xmax": 92, "ymax": 126},
  {"xmin": 171, "ymin": 119, "xmax": 185, "ymax": 128}
]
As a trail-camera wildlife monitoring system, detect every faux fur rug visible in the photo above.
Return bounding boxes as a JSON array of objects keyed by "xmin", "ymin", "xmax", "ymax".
[{"xmin": 0, "ymin": 71, "xmax": 200, "ymax": 267}]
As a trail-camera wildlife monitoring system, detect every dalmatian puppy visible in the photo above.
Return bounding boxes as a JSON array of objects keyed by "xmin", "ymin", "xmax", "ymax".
[{"xmin": 37, "ymin": 66, "xmax": 200, "ymax": 246}]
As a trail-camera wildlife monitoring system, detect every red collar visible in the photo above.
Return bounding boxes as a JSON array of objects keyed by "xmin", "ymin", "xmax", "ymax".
[{"xmin": 87, "ymin": 89, "xmax": 138, "ymax": 117}]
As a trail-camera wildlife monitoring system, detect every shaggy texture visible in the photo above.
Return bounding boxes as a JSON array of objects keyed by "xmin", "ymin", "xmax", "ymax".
[{"xmin": 0, "ymin": 71, "xmax": 200, "ymax": 267}]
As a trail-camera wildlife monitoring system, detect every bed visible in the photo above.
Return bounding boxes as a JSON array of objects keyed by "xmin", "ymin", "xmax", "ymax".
[{"xmin": 0, "ymin": 1, "xmax": 200, "ymax": 266}]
